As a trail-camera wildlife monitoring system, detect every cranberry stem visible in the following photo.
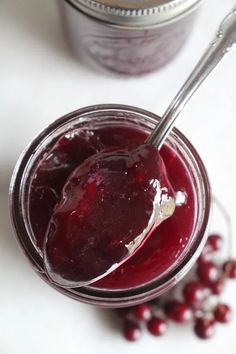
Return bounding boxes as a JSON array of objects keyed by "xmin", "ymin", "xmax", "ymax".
[{"xmin": 213, "ymin": 196, "xmax": 233, "ymax": 260}]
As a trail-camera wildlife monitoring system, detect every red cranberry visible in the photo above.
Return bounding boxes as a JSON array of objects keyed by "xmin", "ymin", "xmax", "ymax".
[
  {"xmin": 197, "ymin": 234, "xmax": 223, "ymax": 265},
  {"xmin": 223, "ymin": 260, "xmax": 236, "ymax": 279},
  {"xmin": 214, "ymin": 304, "xmax": 232, "ymax": 323},
  {"xmin": 209, "ymin": 280, "xmax": 225, "ymax": 295},
  {"xmin": 183, "ymin": 282, "xmax": 209, "ymax": 306},
  {"xmin": 147, "ymin": 317, "xmax": 167, "ymax": 336},
  {"xmin": 194, "ymin": 317, "xmax": 215, "ymax": 339},
  {"xmin": 207, "ymin": 234, "xmax": 223, "ymax": 251},
  {"xmin": 197, "ymin": 245, "xmax": 212, "ymax": 265},
  {"xmin": 197, "ymin": 262, "xmax": 221, "ymax": 286},
  {"xmin": 123, "ymin": 321, "xmax": 141, "ymax": 341},
  {"xmin": 133, "ymin": 303, "xmax": 152, "ymax": 321},
  {"xmin": 165, "ymin": 301, "xmax": 193, "ymax": 323},
  {"xmin": 197, "ymin": 253, "xmax": 211, "ymax": 265}
]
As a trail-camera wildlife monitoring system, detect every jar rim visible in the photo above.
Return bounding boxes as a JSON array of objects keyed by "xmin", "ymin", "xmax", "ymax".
[
  {"xmin": 9, "ymin": 104, "xmax": 211, "ymax": 307},
  {"xmin": 65, "ymin": 0, "xmax": 202, "ymax": 26}
]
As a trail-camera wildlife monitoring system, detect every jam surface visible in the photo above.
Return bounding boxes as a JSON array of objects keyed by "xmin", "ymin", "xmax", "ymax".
[{"xmin": 29, "ymin": 125, "xmax": 194, "ymax": 290}]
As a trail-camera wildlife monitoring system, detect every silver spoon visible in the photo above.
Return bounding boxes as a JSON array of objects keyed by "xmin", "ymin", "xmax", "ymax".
[
  {"xmin": 146, "ymin": 4, "xmax": 236, "ymax": 148},
  {"xmin": 45, "ymin": 5, "xmax": 236, "ymax": 288}
]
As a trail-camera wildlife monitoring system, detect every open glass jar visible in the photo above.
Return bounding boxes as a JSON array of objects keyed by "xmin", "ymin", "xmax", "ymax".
[
  {"xmin": 10, "ymin": 104, "xmax": 211, "ymax": 307},
  {"xmin": 60, "ymin": 0, "xmax": 203, "ymax": 75}
]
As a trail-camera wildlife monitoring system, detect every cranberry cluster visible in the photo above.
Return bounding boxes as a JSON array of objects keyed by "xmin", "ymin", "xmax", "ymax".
[{"xmin": 113, "ymin": 234, "xmax": 236, "ymax": 341}]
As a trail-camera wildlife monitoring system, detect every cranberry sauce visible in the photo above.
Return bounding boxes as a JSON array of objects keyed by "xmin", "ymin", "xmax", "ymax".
[
  {"xmin": 44, "ymin": 144, "xmax": 175, "ymax": 287},
  {"xmin": 29, "ymin": 125, "xmax": 194, "ymax": 290}
]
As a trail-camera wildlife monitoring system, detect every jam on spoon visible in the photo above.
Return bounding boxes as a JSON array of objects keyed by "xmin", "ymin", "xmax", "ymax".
[{"xmin": 44, "ymin": 144, "xmax": 175, "ymax": 287}]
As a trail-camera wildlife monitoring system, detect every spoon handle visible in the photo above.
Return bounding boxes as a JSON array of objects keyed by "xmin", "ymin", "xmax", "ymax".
[{"xmin": 146, "ymin": 5, "xmax": 236, "ymax": 148}]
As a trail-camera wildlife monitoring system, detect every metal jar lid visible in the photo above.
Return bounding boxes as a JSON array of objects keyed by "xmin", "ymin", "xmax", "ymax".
[{"xmin": 66, "ymin": 0, "xmax": 202, "ymax": 26}]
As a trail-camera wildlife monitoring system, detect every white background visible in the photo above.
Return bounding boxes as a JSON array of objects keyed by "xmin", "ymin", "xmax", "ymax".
[{"xmin": 0, "ymin": 0, "xmax": 236, "ymax": 353}]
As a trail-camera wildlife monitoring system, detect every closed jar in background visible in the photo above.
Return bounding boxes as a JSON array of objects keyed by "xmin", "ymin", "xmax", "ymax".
[{"xmin": 60, "ymin": 0, "xmax": 203, "ymax": 75}]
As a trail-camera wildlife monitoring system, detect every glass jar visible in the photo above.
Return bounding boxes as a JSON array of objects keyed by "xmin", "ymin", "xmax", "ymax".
[
  {"xmin": 10, "ymin": 104, "xmax": 211, "ymax": 307},
  {"xmin": 59, "ymin": 0, "xmax": 203, "ymax": 75}
]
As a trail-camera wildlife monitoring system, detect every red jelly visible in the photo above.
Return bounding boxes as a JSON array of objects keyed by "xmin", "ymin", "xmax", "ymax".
[{"xmin": 10, "ymin": 105, "xmax": 211, "ymax": 306}]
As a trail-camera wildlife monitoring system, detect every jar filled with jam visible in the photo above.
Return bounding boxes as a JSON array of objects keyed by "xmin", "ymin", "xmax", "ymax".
[{"xmin": 10, "ymin": 104, "xmax": 211, "ymax": 307}]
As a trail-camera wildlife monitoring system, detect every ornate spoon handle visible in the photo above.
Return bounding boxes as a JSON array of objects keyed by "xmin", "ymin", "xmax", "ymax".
[{"xmin": 146, "ymin": 5, "xmax": 236, "ymax": 148}]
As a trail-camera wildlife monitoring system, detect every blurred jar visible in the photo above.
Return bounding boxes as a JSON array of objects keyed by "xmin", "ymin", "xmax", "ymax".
[{"xmin": 59, "ymin": 0, "xmax": 203, "ymax": 75}]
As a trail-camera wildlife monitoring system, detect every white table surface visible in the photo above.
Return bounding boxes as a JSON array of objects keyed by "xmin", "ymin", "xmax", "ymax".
[{"xmin": 1, "ymin": 0, "xmax": 236, "ymax": 353}]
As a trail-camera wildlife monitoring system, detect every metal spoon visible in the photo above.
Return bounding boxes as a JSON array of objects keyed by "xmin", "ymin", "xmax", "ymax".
[{"xmin": 146, "ymin": 4, "xmax": 236, "ymax": 148}]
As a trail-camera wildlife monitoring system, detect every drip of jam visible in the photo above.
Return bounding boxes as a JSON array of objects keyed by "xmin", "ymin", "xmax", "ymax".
[{"xmin": 44, "ymin": 144, "xmax": 175, "ymax": 287}]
